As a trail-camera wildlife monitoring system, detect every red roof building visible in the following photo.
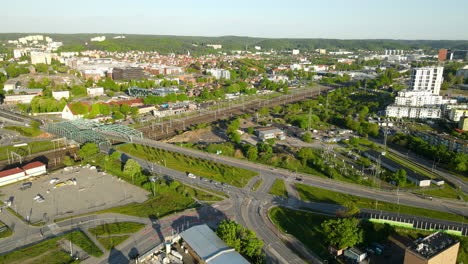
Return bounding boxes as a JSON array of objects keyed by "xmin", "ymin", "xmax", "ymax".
[
  {"xmin": 22, "ymin": 161, "xmax": 46, "ymax": 170},
  {"xmin": 0, "ymin": 167, "xmax": 25, "ymax": 178}
]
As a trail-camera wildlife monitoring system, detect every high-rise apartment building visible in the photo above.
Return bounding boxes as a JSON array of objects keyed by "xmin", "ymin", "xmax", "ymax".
[
  {"xmin": 206, "ymin": 69, "xmax": 231, "ymax": 80},
  {"xmin": 409, "ymin": 67, "xmax": 444, "ymax": 95}
]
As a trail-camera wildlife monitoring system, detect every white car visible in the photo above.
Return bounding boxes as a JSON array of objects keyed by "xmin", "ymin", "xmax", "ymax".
[
  {"xmin": 49, "ymin": 178, "xmax": 59, "ymax": 184},
  {"xmin": 187, "ymin": 173, "xmax": 196, "ymax": 179},
  {"xmin": 33, "ymin": 194, "xmax": 43, "ymax": 201}
]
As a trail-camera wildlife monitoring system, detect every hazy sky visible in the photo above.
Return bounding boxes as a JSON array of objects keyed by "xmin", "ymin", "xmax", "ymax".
[{"xmin": 2, "ymin": 0, "xmax": 467, "ymax": 40}]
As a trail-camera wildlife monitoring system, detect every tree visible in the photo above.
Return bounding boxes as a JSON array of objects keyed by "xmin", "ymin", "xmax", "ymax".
[
  {"xmin": 258, "ymin": 107, "xmax": 269, "ymax": 116},
  {"xmin": 63, "ymin": 156, "xmax": 74, "ymax": 166},
  {"xmin": 69, "ymin": 102, "xmax": 90, "ymax": 115},
  {"xmin": 393, "ymin": 169, "xmax": 407, "ymax": 186},
  {"xmin": 78, "ymin": 143, "xmax": 99, "ymax": 161},
  {"xmin": 216, "ymin": 220, "xmax": 265, "ymax": 264},
  {"xmin": 321, "ymin": 218, "xmax": 363, "ymax": 249},
  {"xmin": 110, "ymin": 151, "xmax": 121, "ymax": 160},
  {"xmin": 301, "ymin": 132, "xmax": 313, "ymax": 143},
  {"xmin": 123, "ymin": 159, "xmax": 141, "ymax": 183}
]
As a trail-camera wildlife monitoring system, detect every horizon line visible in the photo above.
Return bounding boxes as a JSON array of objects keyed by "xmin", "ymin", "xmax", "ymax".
[{"xmin": 1, "ymin": 32, "xmax": 468, "ymax": 42}]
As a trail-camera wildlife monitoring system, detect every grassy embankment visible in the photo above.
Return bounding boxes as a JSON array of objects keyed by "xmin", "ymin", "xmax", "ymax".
[
  {"xmin": 116, "ymin": 143, "xmax": 258, "ymax": 187},
  {"xmin": 295, "ymin": 184, "xmax": 466, "ymax": 223}
]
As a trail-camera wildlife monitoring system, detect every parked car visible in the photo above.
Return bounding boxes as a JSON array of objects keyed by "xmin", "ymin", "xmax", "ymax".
[{"xmin": 20, "ymin": 182, "xmax": 32, "ymax": 190}]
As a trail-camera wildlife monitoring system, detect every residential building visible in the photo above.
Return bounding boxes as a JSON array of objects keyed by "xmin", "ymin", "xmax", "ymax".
[
  {"xmin": 409, "ymin": 67, "xmax": 444, "ymax": 95},
  {"xmin": 30, "ymin": 51, "xmax": 55, "ymax": 65},
  {"xmin": 4, "ymin": 94, "xmax": 37, "ymax": 104},
  {"xmin": 449, "ymin": 109, "xmax": 468, "ymax": 122},
  {"xmin": 385, "ymin": 106, "xmax": 442, "ymax": 119},
  {"xmin": 404, "ymin": 232, "xmax": 459, "ymax": 264},
  {"xmin": 456, "ymin": 65, "xmax": 468, "ymax": 79},
  {"xmin": 112, "ymin": 67, "xmax": 146, "ymax": 80},
  {"xmin": 459, "ymin": 117, "xmax": 468, "ymax": 131},
  {"xmin": 207, "ymin": 69, "xmax": 231, "ymax": 80},
  {"xmin": 438, "ymin": 49, "xmax": 448, "ymax": 62},
  {"xmin": 90, "ymin": 36, "xmax": 106, "ymax": 42},
  {"xmin": 206, "ymin": 44, "xmax": 222, "ymax": 49},
  {"xmin": 61, "ymin": 103, "xmax": 90, "ymax": 120},
  {"xmin": 52, "ymin": 91, "xmax": 70, "ymax": 100},
  {"xmin": 292, "ymin": 49, "xmax": 300, "ymax": 55},
  {"xmin": 128, "ymin": 87, "xmax": 180, "ymax": 97},
  {"xmin": 12, "ymin": 89, "xmax": 43, "ymax": 96},
  {"xmin": 3, "ymin": 80, "xmax": 19, "ymax": 91},
  {"xmin": 386, "ymin": 67, "xmax": 450, "ymax": 119},
  {"xmin": 87, "ymin": 87, "xmax": 104, "ymax": 97},
  {"xmin": 180, "ymin": 224, "xmax": 249, "ymax": 264},
  {"xmin": 413, "ymin": 131, "xmax": 468, "ymax": 154}
]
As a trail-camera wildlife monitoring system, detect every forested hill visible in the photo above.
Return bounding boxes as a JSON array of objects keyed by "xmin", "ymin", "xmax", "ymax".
[{"xmin": 1, "ymin": 33, "xmax": 468, "ymax": 55}]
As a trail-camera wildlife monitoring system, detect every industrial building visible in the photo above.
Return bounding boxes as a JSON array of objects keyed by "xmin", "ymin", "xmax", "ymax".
[
  {"xmin": 255, "ymin": 127, "xmax": 286, "ymax": 141},
  {"xmin": 112, "ymin": 67, "xmax": 146, "ymax": 80},
  {"xmin": 0, "ymin": 161, "xmax": 47, "ymax": 186},
  {"xmin": 180, "ymin": 224, "xmax": 249, "ymax": 264},
  {"xmin": 404, "ymin": 232, "xmax": 459, "ymax": 264}
]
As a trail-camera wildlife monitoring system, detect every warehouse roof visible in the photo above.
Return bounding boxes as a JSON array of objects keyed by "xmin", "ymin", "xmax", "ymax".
[
  {"xmin": 180, "ymin": 225, "xmax": 249, "ymax": 264},
  {"xmin": 0, "ymin": 168, "xmax": 25, "ymax": 178},
  {"xmin": 22, "ymin": 161, "xmax": 46, "ymax": 170}
]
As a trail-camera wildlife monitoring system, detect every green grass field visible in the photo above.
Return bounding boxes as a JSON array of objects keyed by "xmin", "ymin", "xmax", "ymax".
[
  {"xmin": 295, "ymin": 184, "xmax": 466, "ymax": 222},
  {"xmin": 269, "ymin": 207, "xmax": 330, "ymax": 258},
  {"xmin": 183, "ymin": 186, "xmax": 224, "ymax": 201},
  {"xmin": 3, "ymin": 126, "xmax": 42, "ymax": 137},
  {"xmin": 269, "ymin": 207, "xmax": 467, "ymax": 263},
  {"xmin": 268, "ymin": 179, "xmax": 289, "ymax": 197},
  {"xmin": 97, "ymin": 191, "xmax": 197, "ymax": 218},
  {"xmin": 96, "ymin": 236, "xmax": 130, "ymax": 250},
  {"xmin": 0, "ymin": 230, "xmax": 101, "ymax": 264},
  {"xmin": 0, "ymin": 140, "xmax": 63, "ymax": 161},
  {"xmin": 252, "ymin": 179, "xmax": 263, "ymax": 191},
  {"xmin": 116, "ymin": 143, "xmax": 258, "ymax": 187},
  {"xmin": 89, "ymin": 222, "xmax": 145, "ymax": 237},
  {"xmin": 414, "ymin": 185, "xmax": 468, "ymax": 201}
]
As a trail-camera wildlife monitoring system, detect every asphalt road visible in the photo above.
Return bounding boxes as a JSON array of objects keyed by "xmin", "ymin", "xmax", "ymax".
[{"xmin": 132, "ymin": 138, "xmax": 468, "ymax": 217}]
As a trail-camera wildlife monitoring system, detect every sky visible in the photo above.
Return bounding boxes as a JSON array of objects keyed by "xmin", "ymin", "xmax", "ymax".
[{"xmin": 1, "ymin": 0, "xmax": 468, "ymax": 40}]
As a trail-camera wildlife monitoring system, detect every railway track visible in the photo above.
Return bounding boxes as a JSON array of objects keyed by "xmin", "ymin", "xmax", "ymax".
[
  {"xmin": 0, "ymin": 147, "xmax": 78, "ymax": 171},
  {"xmin": 139, "ymin": 86, "xmax": 332, "ymax": 140}
]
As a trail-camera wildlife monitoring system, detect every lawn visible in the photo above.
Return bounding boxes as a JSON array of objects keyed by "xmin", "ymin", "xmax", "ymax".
[
  {"xmin": 295, "ymin": 184, "xmax": 466, "ymax": 222},
  {"xmin": 0, "ymin": 227, "xmax": 12, "ymax": 239},
  {"xmin": 269, "ymin": 207, "xmax": 467, "ymax": 263},
  {"xmin": 268, "ymin": 179, "xmax": 288, "ymax": 198},
  {"xmin": 0, "ymin": 230, "xmax": 101, "ymax": 264},
  {"xmin": 252, "ymin": 179, "xmax": 263, "ymax": 191},
  {"xmin": 89, "ymin": 222, "xmax": 145, "ymax": 236},
  {"xmin": 97, "ymin": 190, "xmax": 197, "ymax": 219},
  {"xmin": 116, "ymin": 143, "xmax": 258, "ymax": 187},
  {"xmin": 4, "ymin": 126, "xmax": 42, "ymax": 137},
  {"xmin": 183, "ymin": 186, "xmax": 224, "ymax": 201},
  {"xmin": 96, "ymin": 236, "xmax": 130, "ymax": 250},
  {"xmin": 0, "ymin": 140, "xmax": 63, "ymax": 161},
  {"xmin": 268, "ymin": 207, "xmax": 330, "ymax": 259},
  {"xmin": 414, "ymin": 185, "xmax": 468, "ymax": 201}
]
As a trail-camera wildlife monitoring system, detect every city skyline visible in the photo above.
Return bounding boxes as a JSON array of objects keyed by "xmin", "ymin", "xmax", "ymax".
[{"xmin": 2, "ymin": 0, "xmax": 468, "ymax": 40}]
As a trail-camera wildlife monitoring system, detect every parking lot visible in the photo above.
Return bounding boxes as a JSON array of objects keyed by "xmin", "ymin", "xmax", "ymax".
[{"xmin": 0, "ymin": 166, "xmax": 149, "ymax": 223}]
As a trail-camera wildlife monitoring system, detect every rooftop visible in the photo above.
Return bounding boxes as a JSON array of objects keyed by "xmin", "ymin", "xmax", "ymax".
[
  {"xmin": 0, "ymin": 167, "xmax": 24, "ymax": 178},
  {"xmin": 22, "ymin": 161, "xmax": 46, "ymax": 170},
  {"xmin": 180, "ymin": 224, "xmax": 249, "ymax": 264},
  {"xmin": 408, "ymin": 232, "xmax": 459, "ymax": 259}
]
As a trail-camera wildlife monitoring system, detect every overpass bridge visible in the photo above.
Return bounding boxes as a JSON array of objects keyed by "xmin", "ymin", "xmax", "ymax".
[{"xmin": 44, "ymin": 119, "xmax": 143, "ymax": 151}]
